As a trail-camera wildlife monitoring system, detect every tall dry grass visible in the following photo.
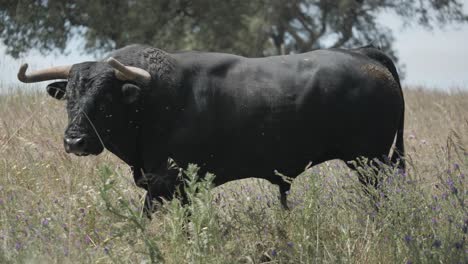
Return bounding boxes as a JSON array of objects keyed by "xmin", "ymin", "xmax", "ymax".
[{"xmin": 0, "ymin": 86, "xmax": 466, "ymax": 263}]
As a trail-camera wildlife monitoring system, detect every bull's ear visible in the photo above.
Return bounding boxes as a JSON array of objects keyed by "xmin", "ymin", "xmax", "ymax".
[
  {"xmin": 46, "ymin": 81, "xmax": 67, "ymax": 100},
  {"xmin": 122, "ymin": 83, "xmax": 141, "ymax": 104}
]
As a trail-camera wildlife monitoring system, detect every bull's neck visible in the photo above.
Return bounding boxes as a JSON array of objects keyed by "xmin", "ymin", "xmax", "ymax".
[{"xmin": 133, "ymin": 51, "xmax": 185, "ymax": 172}]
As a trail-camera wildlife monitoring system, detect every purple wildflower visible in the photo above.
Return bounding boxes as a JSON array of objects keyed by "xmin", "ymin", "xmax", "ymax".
[
  {"xmin": 406, "ymin": 260, "xmax": 413, "ymax": 264},
  {"xmin": 404, "ymin": 235, "xmax": 412, "ymax": 243},
  {"xmin": 271, "ymin": 249, "xmax": 277, "ymax": 257},
  {"xmin": 398, "ymin": 169, "xmax": 406, "ymax": 177},
  {"xmin": 454, "ymin": 241, "xmax": 463, "ymax": 250},
  {"xmin": 104, "ymin": 246, "xmax": 110, "ymax": 254},
  {"xmin": 451, "ymin": 187, "xmax": 458, "ymax": 195},
  {"xmin": 15, "ymin": 242, "xmax": 22, "ymax": 251},
  {"xmin": 447, "ymin": 178, "xmax": 458, "ymax": 194},
  {"xmin": 41, "ymin": 218, "xmax": 49, "ymax": 227},
  {"xmin": 453, "ymin": 163, "xmax": 460, "ymax": 171},
  {"xmin": 431, "ymin": 218, "xmax": 438, "ymax": 224},
  {"xmin": 287, "ymin": 242, "xmax": 294, "ymax": 248},
  {"xmin": 85, "ymin": 235, "xmax": 92, "ymax": 245}
]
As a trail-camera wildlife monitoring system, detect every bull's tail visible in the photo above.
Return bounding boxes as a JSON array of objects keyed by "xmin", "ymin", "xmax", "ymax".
[
  {"xmin": 391, "ymin": 108, "xmax": 405, "ymax": 171},
  {"xmin": 358, "ymin": 45, "xmax": 406, "ymax": 171}
]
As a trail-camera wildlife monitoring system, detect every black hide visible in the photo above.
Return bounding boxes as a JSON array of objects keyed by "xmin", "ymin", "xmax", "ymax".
[{"xmin": 46, "ymin": 44, "xmax": 405, "ymax": 213}]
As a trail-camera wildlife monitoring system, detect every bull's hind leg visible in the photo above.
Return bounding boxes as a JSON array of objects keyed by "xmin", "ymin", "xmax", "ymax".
[
  {"xmin": 346, "ymin": 157, "xmax": 385, "ymax": 189},
  {"xmin": 143, "ymin": 192, "xmax": 156, "ymax": 218},
  {"xmin": 341, "ymin": 132, "xmax": 396, "ymax": 191},
  {"xmin": 278, "ymin": 182, "xmax": 291, "ymax": 210},
  {"xmin": 346, "ymin": 155, "xmax": 391, "ymax": 211},
  {"xmin": 267, "ymin": 177, "xmax": 291, "ymax": 209}
]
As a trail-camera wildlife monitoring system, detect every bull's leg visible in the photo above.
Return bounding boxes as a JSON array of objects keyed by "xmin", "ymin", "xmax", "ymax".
[
  {"xmin": 140, "ymin": 169, "xmax": 181, "ymax": 219},
  {"xmin": 143, "ymin": 185, "xmax": 177, "ymax": 218},
  {"xmin": 346, "ymin": 157, "xmax": 388, "ymax": 211},
  {"xmin": 278, "ymin": 182, "xmax": 291, "ymax": 210},
  {"xmin": 143, "ymin": 192, "xmax": 156, "ymax": 218},
  {"xmin": 346, "ymin": 157, "xmax": 386, "ymax": 189}
]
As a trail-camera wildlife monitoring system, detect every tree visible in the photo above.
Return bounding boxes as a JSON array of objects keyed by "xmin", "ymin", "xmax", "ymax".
[{"xmin": 0, "ymin": 0, "xmax": 467, "ymax": 61}]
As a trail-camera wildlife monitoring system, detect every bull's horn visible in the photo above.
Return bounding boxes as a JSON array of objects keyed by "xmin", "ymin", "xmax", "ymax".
[
  {"xmin": 17, "ymin": 63, "xmax": 72, "ymax": 83},
  {"xmin": 106, "ymin": 57, "xmax": 151, "ymax": 84}
]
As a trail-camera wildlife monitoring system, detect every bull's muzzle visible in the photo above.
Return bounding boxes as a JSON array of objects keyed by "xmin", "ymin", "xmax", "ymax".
[{"xmin": 64, "ymin": 136, "xmax": 89, "ymax": 156}]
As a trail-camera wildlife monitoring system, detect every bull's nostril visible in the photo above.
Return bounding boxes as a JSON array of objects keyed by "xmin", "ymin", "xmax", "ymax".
[
  {"xmin": 75, "ymin": 137, "xmax": 85, "ymax": 147},
  {"xmin": 64, "ymin": 136, "xmax": 87, "ymax": 153}
]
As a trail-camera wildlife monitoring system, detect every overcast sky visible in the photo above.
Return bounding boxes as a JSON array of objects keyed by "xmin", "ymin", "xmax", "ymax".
[{"xmin": 1, "ymin": 5, "xmax": 467, "ymax": 91}]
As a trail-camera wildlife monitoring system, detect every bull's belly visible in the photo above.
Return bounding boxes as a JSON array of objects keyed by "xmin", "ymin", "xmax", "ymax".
[{"xmin": 169, "ymin": 129, "xmax": 331, "ymax": 184}]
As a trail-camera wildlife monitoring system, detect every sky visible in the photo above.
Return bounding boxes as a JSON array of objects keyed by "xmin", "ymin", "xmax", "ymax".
[
  {"xmin": 1, "ymin": 5, "xmax": 468, "ymax": 91},
  {"xmin": 379, "ymin": 7, "xmax": 468, "ymax": 90}
]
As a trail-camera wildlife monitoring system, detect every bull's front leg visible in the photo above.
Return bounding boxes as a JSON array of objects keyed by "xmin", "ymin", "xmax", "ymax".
[{"xmin": 132, "ymin": 164, "xmax": 183, "ymax": 217}]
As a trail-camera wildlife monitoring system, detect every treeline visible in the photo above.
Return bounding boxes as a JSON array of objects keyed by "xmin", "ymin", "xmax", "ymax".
[{"xmin": 0, "ymin": 0, "xmax": 466, "ymax": 61}]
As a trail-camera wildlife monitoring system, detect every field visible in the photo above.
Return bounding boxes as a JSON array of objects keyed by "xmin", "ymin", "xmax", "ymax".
[{"xmin": 0, "ymin": 87, "xmax": 466, "ymax": 263}]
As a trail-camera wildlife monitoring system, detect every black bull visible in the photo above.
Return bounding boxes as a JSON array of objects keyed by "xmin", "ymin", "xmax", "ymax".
[{"xmin": 19, "ymin": 44, "xmax": 405, "ymax": 212}]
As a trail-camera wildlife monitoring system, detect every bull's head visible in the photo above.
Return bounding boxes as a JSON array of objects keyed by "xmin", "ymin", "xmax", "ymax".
[{"xmin": 17, "ymin": 58, "xmax": 152, "ymax": 157}]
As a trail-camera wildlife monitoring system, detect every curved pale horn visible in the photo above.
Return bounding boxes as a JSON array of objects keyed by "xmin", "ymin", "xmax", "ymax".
[
  {"xmin": 106, "ymin": 57, "xmax": 151, "ymax": 84},
  {"xmin": 17, "ymin": 63, "xmax": 72, "ymax": 83}
]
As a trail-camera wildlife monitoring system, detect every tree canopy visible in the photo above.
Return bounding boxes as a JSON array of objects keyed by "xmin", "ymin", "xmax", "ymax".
[{"xmin": 0, "ymin": 0, "xmax": 467, "ymax": 61}]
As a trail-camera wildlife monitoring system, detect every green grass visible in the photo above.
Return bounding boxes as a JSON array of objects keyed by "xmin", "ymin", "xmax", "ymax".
[{"xmin": 0, "ymin": 87, "xmax": 467, "ymax": 263}]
